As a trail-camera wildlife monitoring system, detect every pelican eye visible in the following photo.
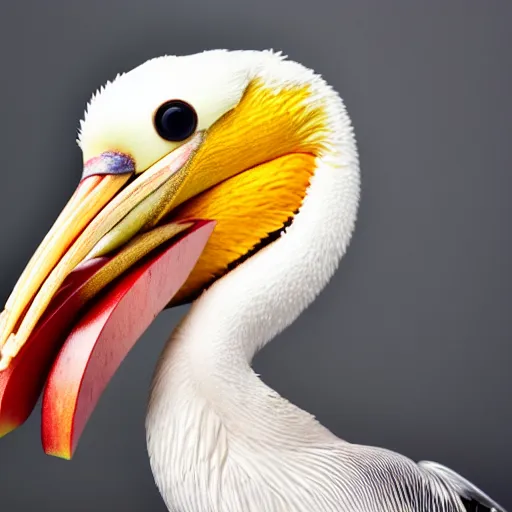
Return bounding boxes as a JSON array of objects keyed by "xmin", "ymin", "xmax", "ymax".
[{"xmin": 154, "ymin": 100, "xmax": 198, "ymax": 142}]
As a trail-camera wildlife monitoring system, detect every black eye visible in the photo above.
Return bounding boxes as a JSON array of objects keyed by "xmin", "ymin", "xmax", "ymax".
[{"xmin": 154, "ymin": 100, "xmax": 198, "ymax": 142}]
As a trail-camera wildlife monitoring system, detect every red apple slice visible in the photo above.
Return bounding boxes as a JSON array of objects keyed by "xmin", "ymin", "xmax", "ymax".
[
  {"xmin": 0, "ymin": 257, "xmax": 109, "ymax": 437},
  {"xmin": 42, "ymin": 219, "xmax": 215, "ymax": 459}
]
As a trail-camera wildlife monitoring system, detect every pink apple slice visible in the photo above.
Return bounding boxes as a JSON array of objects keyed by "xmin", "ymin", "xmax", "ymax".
[{"xmin": 41, "ymin": 219, "xmax": 214, "ymax": 459}]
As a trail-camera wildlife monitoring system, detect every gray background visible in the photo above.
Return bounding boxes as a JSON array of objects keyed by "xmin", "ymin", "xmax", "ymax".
[{"xmin": 0, "ymin": 1, "xmax": 510, "ymax": 510}]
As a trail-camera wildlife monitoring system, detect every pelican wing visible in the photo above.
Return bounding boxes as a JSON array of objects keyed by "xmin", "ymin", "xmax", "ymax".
[
  {"xmin": 419, "ymin": 461, "xmax": 504, "ymax": 512},
  {"xmin": 338, "ymin": 446, "xmax": 507, "ymax": 512}
]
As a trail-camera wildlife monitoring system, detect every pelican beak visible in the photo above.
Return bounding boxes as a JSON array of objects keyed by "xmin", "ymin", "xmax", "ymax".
[{"xmin": 0, "ymin": 132, "xmax": 215, "ymax": 449}]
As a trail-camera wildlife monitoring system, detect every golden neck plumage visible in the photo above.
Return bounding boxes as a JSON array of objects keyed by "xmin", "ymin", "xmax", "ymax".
[{"xmin": 165, "ymin": 78, "xmax": 330, "ymax": 304}]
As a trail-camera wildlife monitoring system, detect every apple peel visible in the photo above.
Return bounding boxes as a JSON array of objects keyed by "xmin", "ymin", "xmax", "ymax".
[
  {"xmin": 0, "ymin": 257, "xmax": 110, "ymax": 437},
  {"xmin": 41, "ymin": 220, "xmax": 214, "ymax": 459}
]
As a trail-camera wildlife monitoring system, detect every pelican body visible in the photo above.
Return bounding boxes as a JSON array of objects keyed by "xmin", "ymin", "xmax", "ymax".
[{"xmin": 0, "ymin": 50, "xmax": 505, "ymax": 512}]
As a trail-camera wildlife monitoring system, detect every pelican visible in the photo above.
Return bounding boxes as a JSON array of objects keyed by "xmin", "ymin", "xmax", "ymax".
[{"xmin": 0, "ymin": 49, "xmax": 505, "ymax": 512}]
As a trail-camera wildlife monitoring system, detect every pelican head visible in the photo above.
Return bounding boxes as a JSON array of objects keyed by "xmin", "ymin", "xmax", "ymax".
[{"xmin": 0, "ymin": 49, "xmax": 356, "ymax": 452}]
